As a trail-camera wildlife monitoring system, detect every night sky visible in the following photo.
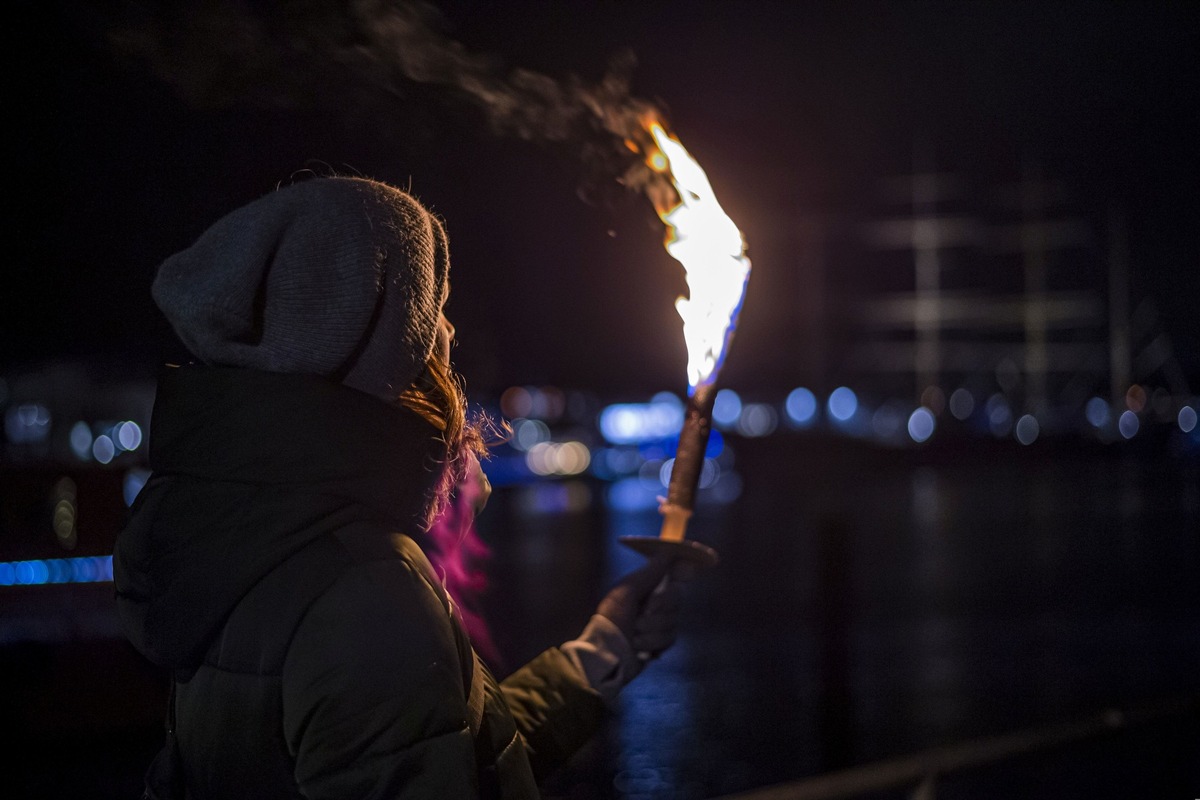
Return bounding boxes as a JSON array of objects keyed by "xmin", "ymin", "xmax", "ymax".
[{"xmin": 14, "ymin": 0, "xmax": 1200, "ymax": 399}]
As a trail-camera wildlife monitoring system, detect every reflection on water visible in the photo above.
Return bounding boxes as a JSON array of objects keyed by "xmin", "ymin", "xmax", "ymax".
[
  {"xmin": 499, "ymin": 436, "xmax": 1200, "ymax": 799},
  {"xmin": 6, "ymin": 430, "xmax": 1197, "ymax": 799}
]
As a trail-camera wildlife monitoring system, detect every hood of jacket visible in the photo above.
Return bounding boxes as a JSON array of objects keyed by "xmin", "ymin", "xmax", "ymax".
[{"xmin": 114, "ymin": 364, "xmax": 448, "ymax": 669}]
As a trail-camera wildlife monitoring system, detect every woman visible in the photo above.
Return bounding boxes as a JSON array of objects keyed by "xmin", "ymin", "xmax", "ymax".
[{"xmin": 114, "ymin": 175, "xmax": 687, "ymax": 799}]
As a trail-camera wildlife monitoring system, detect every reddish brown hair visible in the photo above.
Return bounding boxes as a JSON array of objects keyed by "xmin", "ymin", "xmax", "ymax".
[{"xmin": 397, "ymin": 355, "xmax": 501, "ymax": 527}]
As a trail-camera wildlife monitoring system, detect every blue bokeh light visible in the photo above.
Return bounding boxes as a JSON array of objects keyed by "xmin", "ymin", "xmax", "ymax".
[
  {"xmin": 1085, "ymin": 397, "xmax": 1110, "ymax": 428},
  {"xmin": 1015, "ymin": 414, "xmax": 1040, "ymax": 445},
  {"xmin": 907, "ymin": 407, "xmax": 936, "ymax": 443},
  {"xmin": 116, "ymin": 421, "xmax": 143, "ymax": 451},
  {"xmin": 827, "ymin": 387, "xmax": 858, "ymax": 422},
  {"xmin": 599, "ymin": 398, "xmax": 684, "ymax": 445},
  {"xmin": 93, "ymin": 434, "xmax": 116, "ymax": 465},
  {"xmin": 987, "ymin": 394, "xmax": 1013, "ymax": 436},
  {"xmin": 871, "ymin": 404, "xmax": 905, "ymax": 439},
  {"xmin": 949, "ymin": 388, "xmax": 975, "ymax": 421},
  {"xmin": 712, "ymin": 390, "xmax": 743, "ymax": 428},
  {"xmin": 736, "ymin": 403, "xmax": 778, "ymax": 437},
  {"xmin": 5, "ymin": 403, "xmax": 51, "ymax": 444},
  {"xmin": 69, "ymin": 421, "xmax": 93, "ymax": 460},
  {"xmin": 1118, "ymin": 410, "xmax": 1139, "ymax": 439},
  {"xmin": 606, "ymin": 478, "xmax": 661, "ymax": 512},
  {"xmin": 785, "ymin": 388, "xmax": 818, "ymax": 425},
  {"xmin": 0, "ymin": 556, "xmax": 115, "ymax": 586}
]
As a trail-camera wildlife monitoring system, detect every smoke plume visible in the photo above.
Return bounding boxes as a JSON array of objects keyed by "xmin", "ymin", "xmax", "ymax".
[{"xmin": 109, "ymin": 0, "xmax": 673, "ymax": 205}]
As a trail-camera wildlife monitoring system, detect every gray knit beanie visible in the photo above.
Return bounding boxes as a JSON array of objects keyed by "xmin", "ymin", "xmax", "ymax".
[{"xmin": 152, "ymin": 176, "xmax": 450, "ymax": 401}]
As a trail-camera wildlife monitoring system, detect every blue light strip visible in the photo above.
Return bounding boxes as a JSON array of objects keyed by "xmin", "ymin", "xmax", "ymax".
[{"xmin": 0, "ymin": 555, "xmax": 113, "ymax": 586}]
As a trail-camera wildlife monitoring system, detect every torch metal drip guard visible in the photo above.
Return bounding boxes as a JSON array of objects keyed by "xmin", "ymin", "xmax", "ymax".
[{"xmin": 619, "ymin": 382, "xmax": 720, "ymax": 569}]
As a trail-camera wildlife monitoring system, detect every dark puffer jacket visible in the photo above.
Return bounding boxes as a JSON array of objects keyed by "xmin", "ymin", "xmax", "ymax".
[{"xmin": 114, "ymin": 366, "xmax": 607, "ymax": 799}]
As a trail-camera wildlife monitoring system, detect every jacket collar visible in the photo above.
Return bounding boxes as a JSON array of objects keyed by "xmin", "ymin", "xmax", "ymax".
[{"xmin": 150, "ymin": 364, "xmax": 447, "ymax": 529}]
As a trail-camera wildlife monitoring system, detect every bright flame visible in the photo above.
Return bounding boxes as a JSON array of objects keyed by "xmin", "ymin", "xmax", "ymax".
[{"xmin": 645, "ymin": 122, "xmax": 750, "ymax": 390}]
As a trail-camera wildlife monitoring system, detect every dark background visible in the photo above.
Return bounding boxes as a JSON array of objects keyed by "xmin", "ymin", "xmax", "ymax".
[
  {"xmin": 6, "ymin": 2, "xmax": 1200, "ymax": 799},
  {"xmin": 11, "ymin": 0, "xmax": 1200, "ymax": 396}
]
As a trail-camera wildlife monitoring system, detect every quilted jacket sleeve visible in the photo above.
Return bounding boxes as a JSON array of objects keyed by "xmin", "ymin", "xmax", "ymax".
[
  {"xmin": 499, "ymin": 647, "xmax": 608, "ymax": 782},
  {"xmin": 281, "ymin": 559, "xmax": 480, "ymax": 799}
]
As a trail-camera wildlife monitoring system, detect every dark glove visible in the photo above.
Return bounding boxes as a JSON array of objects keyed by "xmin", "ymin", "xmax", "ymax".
[
  {"xmin": 560, "ymin": 555, "xmax": 695, "ymax": 705},
  {"xmin": 597, "ymin": 554, "xmax": 693, "ymax": 659}
]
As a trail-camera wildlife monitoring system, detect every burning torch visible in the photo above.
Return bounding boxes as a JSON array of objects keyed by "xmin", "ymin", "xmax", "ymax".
[{"xmin": 618, "ymin": 120, "xmax": 751, "ymax": 570}]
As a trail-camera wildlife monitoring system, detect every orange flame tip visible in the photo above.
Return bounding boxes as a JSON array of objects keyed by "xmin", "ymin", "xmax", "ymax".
[{"xmin": 645, "ymin": 122, "xmax": 751, "ymax": 389}]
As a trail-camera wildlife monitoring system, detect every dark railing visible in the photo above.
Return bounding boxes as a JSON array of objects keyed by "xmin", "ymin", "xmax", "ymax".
[{"xmin": 713, "ymin": 694, "xmax": 1198, "ymax": 800}]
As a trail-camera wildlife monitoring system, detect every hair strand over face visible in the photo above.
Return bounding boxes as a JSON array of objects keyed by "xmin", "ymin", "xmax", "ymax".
[{"xmin": 397, "ymin": 356, "xmax": 504, "ymax": 527}]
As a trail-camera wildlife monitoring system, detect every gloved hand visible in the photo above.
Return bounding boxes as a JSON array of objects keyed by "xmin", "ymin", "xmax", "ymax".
[
  {"xmin": 596, "ymin": 554, "xmax": 693, "ymax": 659},
  {"xmin": 560, "ymin": 555, "xmax": 696, "ymax": 705}
]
